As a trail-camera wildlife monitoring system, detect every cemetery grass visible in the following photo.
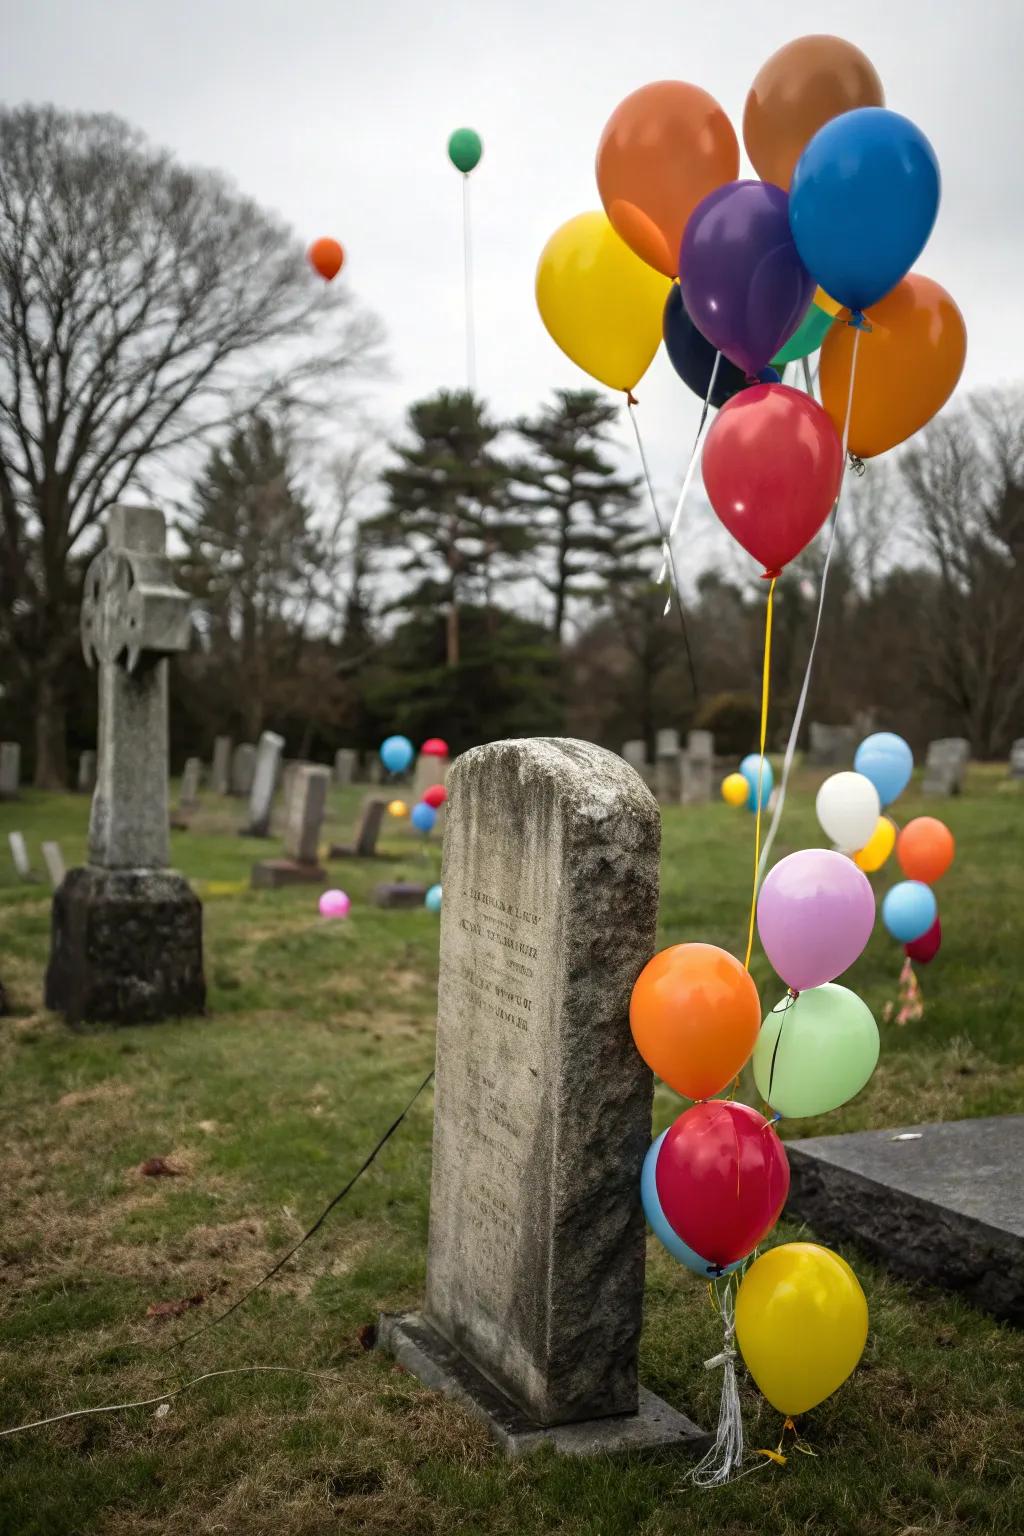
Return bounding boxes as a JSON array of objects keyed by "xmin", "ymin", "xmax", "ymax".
[{"xmin": 1, "ymin": 768, "xmax": 1022, "ymax": 1536}]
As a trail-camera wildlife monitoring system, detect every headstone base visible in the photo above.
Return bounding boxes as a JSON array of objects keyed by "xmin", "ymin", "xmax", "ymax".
[
  {"xmin": 378, "ymin": 1313, "xmax": 708, "ymax": 1459},
  {"xmin": 45, "ymin": 866, "xmax": 205, "ymax": 1026},
  {"xmin": 373, "ymin": 882, "xmax": 428, "ymax": 908},
  {"xmin": 250, "ymin": 859, "xmax": 326, "ymax": 890}
]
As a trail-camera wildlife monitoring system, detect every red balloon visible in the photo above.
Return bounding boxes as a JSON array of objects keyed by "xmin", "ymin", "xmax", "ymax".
[
  {"xmin": 656, "ymin": 1101, "xmax": 790, "ymax": 1268},
  {"xmin": 307, "ymin": 237, "xmax": 344, "ymax": 281},
  {"xmin": 905, "ymin": 915, "xmax": 941, "ymax": 964},
  {"xmin": 422, "ymin": 784, "xmax": 447, "ymax": 808},
  {"xmin": 702, "ymin": 384, "xmax": 844, "ymax": 577},
  {"xmin": 421, "ymin": 738, "xmax": 449, "ymax": 757}
]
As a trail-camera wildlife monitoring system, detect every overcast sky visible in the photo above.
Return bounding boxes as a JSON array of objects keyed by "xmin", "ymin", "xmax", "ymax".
[{"xmin": 3, "ymin": 0, "xmax": 1021, "ymax": 524}]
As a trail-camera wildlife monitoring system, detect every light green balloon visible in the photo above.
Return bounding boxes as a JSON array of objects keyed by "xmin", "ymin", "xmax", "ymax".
[{"xmin": 753, "ymin": 984, "xmax": 879, "ymax": 1119}]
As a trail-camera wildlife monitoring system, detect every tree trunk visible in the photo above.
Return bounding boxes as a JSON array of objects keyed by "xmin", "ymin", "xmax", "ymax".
[
  {"xmin": 34, "ymin": 671, "xmax": 68, "ymax": 788},
  {"xmin": 446, "ymin": 601, "xmax": 460, "ymax": 667}
]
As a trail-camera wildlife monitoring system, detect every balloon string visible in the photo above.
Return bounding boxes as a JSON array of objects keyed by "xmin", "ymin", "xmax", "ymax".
[
  {"xmin": 744, "ymin": 576, "xmax": 776, "ymax": 970},
  {"xmin": 756, "ymin": 324, "xmax": 862, "ymax": 886},
  {"xmin": 462, "ymin": 174, "xmax": 476, "ymax": 392},
  {"xmin": 659, "ymin": 352, "xmax": 720, "ymax": 574}
]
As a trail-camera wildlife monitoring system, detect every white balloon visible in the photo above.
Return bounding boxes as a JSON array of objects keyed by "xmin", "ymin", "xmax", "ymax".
[{"xmin": 815, "ymin": 771, "xmax": 881, "ymax": 853}]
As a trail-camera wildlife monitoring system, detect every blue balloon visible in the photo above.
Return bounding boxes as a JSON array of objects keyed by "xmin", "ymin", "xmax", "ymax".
[
  {"xmin": 854, "ymin": 732, "xmax": 914, "ymax": 807},
  {"xmin": 380, "ymin": 734, "xmax": 414, "ymax": 774},
  {"xmin": 740, "ymin": 753, "xmax": 774, "ymax": 812},
  {"xmin": 663, "ymin": 285, "xmax": 746, "ymax": 409},
  {"xmin": 411, "ymin": 801, "xmax": 437, "ymax": 833},
  {"xmin": 789, "ymin": 108, "xmax": 940, "ymax": 313},
  {"xmin": 883, "ymin": 881, "xmax": 937, "ymax": 943},
  {"xmin": 425, "ymin": 883, "xmax": 442, "ymax": 913},
  {"xmin": 641, "ymin": 1132, "xmax": 743, "ymax": 1278}
]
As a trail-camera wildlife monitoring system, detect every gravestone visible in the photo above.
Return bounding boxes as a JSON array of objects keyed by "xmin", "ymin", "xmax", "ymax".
[
  {"xmin": 41, "ymin": 842, "xmax": 65, "ymax": 890},
  {"xmin": 373, "ymin": 881, "xmax": 429, "ymax": 909},
  {"xmin": 244, "ymin": 730, "xmax": 285, "ymax": 836},
  {"xmin": 180, "ymin": 757, "xmax": 202, "ymax": 811},
  {"xmin": 785, "ymin": 1116, "xmax": 1024, "ymax": 1325},
  {"xmin": 211, "ymin": 735, "xmax": 232, "ymax": 796},
  {"xmin": 681, "ymin": 729, "xmax": 714, "ymax": 805},
  {"xmin": 8, "ymin": 831, "xmax": 35, "ymax": 882},
  {"xmin": 367, "ymin": 757, "xmax": 384, "ymax": 786},
  {"xmin": 0, "ymin": 742, "xmax": 20, "ymax": 799},
  {"xmin": 807, "ymin": 722, "xmax": 856, "ymax": 767},
  {"xmin": 329, "ymin": 795, "xmax": 388, "ymax": 859},
  {"xmin": 923, "ymin": 737, "xmax": 970, "ymax": 796},
  {"xmin": 653, "ymin": 728, "xmax": 681, "ymax": 804},
  {"xmin": 45, "ymin": 505, "xmax": 205, "ymax": 1025},
  {"xmin": 231, "ymin": 742, "xmax": 257, "ymax": 797},
  {"xmin": 251, "ymin": 764, "xmax": 329, "ymax": 888},
  {"xmin": 380, "ymin": 737, "xmax": 705, "ymax": 1455},
  {"xmin": 413, "ymin": 750, "xmax": 449, "ymax": 802},
  {"xmin": 334, "ymin": 747, "xmax": 357, "ymax": 786},
  {"xmin": 78, "ymin": 750, "xmax": 97, "ymax": 794},
  {"xmin": 1010, "ymin": 739, "xmax": 1024, "ymax": 779}
]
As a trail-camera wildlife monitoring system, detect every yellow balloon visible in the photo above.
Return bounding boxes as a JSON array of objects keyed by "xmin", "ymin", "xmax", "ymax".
[
  {"xmin": 536, "ymin": 211, "xmax": 671, "ymax": 392},
  {"xmin": 735, "ymin": 1242, "xmax": 868, "ymax": 1416},
  {"xmin": 387, "ymin": 799, "xmax": 408, "ymax": 819},
  {"xmin": 854, "ymin": 815, "xmax": 896, "ymax": 873},
  {"xmin": 721, "ymin": 772, "xmax": 750, "ymax": 808}
]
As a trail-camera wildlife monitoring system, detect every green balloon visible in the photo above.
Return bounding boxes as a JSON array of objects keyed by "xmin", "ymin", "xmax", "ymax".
[
  {"xmin": 448, "ymin": 127, "xmax": 483, "ymax": 175},
  {"xmin": 753, "ymin": 984, "xmax": 879, "ymax": 1119},
  {"xmin": 772, "ymin": 302, "xmax": 834, "ymax": 367}
]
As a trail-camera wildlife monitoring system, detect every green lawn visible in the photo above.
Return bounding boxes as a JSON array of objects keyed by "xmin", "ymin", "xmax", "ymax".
[{"xmin": 1, "ymin": 767, "xmax": 1022, "ymax": 1536}]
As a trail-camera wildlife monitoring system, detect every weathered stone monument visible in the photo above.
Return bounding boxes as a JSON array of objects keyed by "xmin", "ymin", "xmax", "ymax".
[
  {"xmin": 808, "ymin": 722, "xmax": 856, "ymax": 767},
  {"xmin": 334, "ymin": 747, "xmax": 357, "ymax": 786},
  {"xmin": 211, "ymin": 735, "xmax": 232, "ymax": 796},
  {"xmin": 0, "ymin": 742, "xmax": 20, "ymax": 799},
  {"xmin": 681, "ymin": 729, "xmax": 714, "ymax": 805},
  {"xmin": 923, "ymin": 737, "xmax": 970, "ymax": 796},
  {"xmin": 251, "ymin": 764, "xmax": 330, "ymax": 888},
  {"xmin": 654, "ymin": 728, "xmax": 682, "ymax": 804},
  {"xmin": 77, "ymin": 750, "xmax": 97, "ymax": 794},
  {"xmin": 244, "ymin": 730, "xmax": 285, "ymax": 836},
  {"xmin": 45, "ymin": 506, "xmax": 205, "ymax": 1025},
  {"xmin": 231, "ymin": 742, "xmax": 257, "ymax": 797},
  {"xmin": 380, "ymin": 738, "xmax": 705, "ymax": 1455},
  {"xmin": 329, "ymin": 795, "xmax": 388, "ymax": 859},
  {"xmin": 1011, "ymin": 739, "xmax": 1024, "ymax": 779}
]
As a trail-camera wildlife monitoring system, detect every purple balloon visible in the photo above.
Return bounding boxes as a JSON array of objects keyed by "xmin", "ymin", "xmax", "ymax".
[
  {"xmin": 757, "ymin": 849, "xmax": 875, "ymax": 993},
  {"xmin": 679, "ymin": 180, "xmax": 815, "ymax": 378}
]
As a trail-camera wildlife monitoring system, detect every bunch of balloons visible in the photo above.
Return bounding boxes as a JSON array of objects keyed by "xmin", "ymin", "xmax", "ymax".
[{"xmin": 721, "ymin": 753, "xmax": 774, "ymax": 814}]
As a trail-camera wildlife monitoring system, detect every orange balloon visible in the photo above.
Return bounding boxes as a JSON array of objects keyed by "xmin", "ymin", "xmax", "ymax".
[
  {"xmin": 308, "ymin": 237, "xmax": 344, "ymax": 281},
  {"xmin": 743, "ymin": 35, "xmax": 885, "ymax": 190},
  {"xmin": 596, "ymin": 81, "xmax": 739, "ymax": 278},
  {"xmin": 897, "ymin": 817, "xmax": 955, "ymax": 884},
  {"xmin": 630, "ymin": 942, "xmax": 760, "ymax": 1101},
  {"xmin": 820, "ymin": 275, "xmax": 967, "ymax": 458}
]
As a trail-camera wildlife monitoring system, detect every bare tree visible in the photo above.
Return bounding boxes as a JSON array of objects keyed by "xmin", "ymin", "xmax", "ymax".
[{"xmin": 0, "ymin": 106, "xmax": 382, "ymax": 784}]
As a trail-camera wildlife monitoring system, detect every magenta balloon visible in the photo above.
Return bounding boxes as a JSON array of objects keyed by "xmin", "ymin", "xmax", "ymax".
[{"xmin": 757, "ymin": 849, "xmax": 875, "ymax": 992}]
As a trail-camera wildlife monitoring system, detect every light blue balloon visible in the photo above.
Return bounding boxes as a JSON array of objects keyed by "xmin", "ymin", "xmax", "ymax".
[
  {"xmin": 882, "ymin": 881, "xmax": 937, "ymax": 943},
  {"xmin": 854, "ymin": 732, "xmax": 914, "ymax": 808},
  {"xmin": 425, "ymin": 883, "xmax": 442, "ymax": 913},
  {"xmin": 380, "ymin": 734, "xmax": 414, "ymax": 774},
  {"xmin": 640, "ymin": 1132, "xmax": 742, "ymax": 1279},
  {"xmin": 411, "ymin": 801, "xmax": 437, "ymax": 833},
  {"xmin": 740, "ymin": 753, "xmax": 774, "ymax": 812}
]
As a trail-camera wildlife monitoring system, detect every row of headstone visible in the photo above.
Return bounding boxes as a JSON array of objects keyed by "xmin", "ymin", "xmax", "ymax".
[
  {"xmin": 1011, "ymin": 740, "xmax": 1024, "ymax": 779},
  {"xmin": 0, "ymin": 742, "xmax": 20, "ymax": 799},
  {"xmin": 922, "ymin": 737, "xmax": 970, "ymax": 796},
  {"xmin": 622, "ymin": 732, "xmax": 715, "ymax": 805},
  {"xmin": 7, "ymin": 832, "xmax": 65, "ymax": 888},
  {"xmin": 807, "ymin": 722, "xmax": 857, "ymax": 767}
]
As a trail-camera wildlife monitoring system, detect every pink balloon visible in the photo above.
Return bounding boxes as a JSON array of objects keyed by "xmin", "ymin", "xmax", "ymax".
[
  {"xmin": 905, "ymin": 914, "xmax": 941, "ymax": 964},
  {"xmin": 319, "ymin": 889, "xmax": 351, "ymax": 919},
  {"xmin": 757, "ymin": 849, "xmax": 874, "ymax": 992}
]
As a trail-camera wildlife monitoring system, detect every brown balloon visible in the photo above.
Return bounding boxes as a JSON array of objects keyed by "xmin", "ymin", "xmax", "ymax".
[
  {"xmin": 596, "ymin": 81, "xmax": 739, "ymax": 278},
  {"xmin": 743, "ymin": 35, "xmax": 885, "ymax": 190},
  {"xmin": 819, "ymin": 275, "xmax": 967, "ymax": 459}
]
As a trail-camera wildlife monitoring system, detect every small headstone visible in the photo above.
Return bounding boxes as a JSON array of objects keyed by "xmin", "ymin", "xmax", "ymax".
[
  {"xmin": 1010, "ymin": 740, "xmax": 1024, "ymax": 779},
  {"xmin": 0, "ymin": 742, "xmax": 21, "ymax": 799},
  {"xmin": 621, "ymin": 739, "xmax": 647, "ymax": 771},
  {"xmin": 329, "ymin": 796, "xmax": 387, "ymax": 859},
  {"xmin": 653, "ymin": 729, "xmax": 681, "ymax": 804},
  {"xmin": 180, "ymin": 757, "xmax": 202, "ymax": 812},
  {"xmin": 922, "ymin": 737, "xmax": 970, "ymax": 796},
  {"xmin": 41, "ymin": 842, "xmax": 66, "ymax": 890},
  {"xmin": 367, "ymin": 757, "xmax": 384, "ymax": 785},
  {"xmin": 211, "ymin": 735, "xmax": 232, "ymax": 796},
  {"xmin": 380, "ymin": 737, "xmax": 705, "ymax": 1454},
  {"xmin": 8, "ymin": 831, "xmax": 35, "ymax": 882},
  {"xmin": 244, "ymin": 731, "xmax": 285, "ymax": 837},
  {"xmin": 413, "ymin": 750, "xmax": 450, "ymax": 802},
  {"xmin": 372, "ymin": 881, "xmax": 429, "ymax": 908},
  {"xmin": 681, "ymin": 730, "xmax": 714, "ymax": 805},
  {"xmin": 334, "ymin": 747, "xmax": 357, "ymax": 786},
  {"xmin": 78, "ymin": 750, "xmax": 97, "ymax": 794},
  {"xmin": 807, "ymin": 722, "xmax": 856, "ymax": 767},
  {"xmin": 231, "ymin": 743, "xmax": 257, "ymax": 797},
  {"xmin": 251, "ymin": 764, "xmax": 330, "ymax": 888}
]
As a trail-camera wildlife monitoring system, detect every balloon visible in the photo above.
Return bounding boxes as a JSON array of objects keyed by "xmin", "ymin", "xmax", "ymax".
[
  {"xmin": 815, "ymin": 771, "xmax": 881, "ymax": 852},
  {"xmin": 425, "ymin": 883, "xmax": 443, "ymax": 913},
  {"xmin": 758, "ymin": 849, "xmax": 875, "ymax": 992},
  {"xmin": 629, "ymin": 942, "xmax": 761, "ymax": 1101},
  {"xmin": 319, "ymin": 889, "xmax": 351, "ymax": 919},
  {"xmin": 679, "ymin": 181, "xmax": 815, "ymax": 377},
  {"xmin": 853, "ymin": 816, "xmax": 896, "ymax": 873},
  {"xmin": 641, "ymin": 1131, "xmax": 744, "ymax": 1278},
  {"xmin": 380, "ymin": 735, "xmax": 415, "ymax": 774},
  {"xmin": 596, "ymin": 81, "xmax": 739, "ymax": 278},
  {"xmin": 662, "ymin": 286, "xmax": 746, "ymax": 409},
  {"xmin": 753, "ymin": 983, "xmax": 879, "ymax": 1117},
  {"xmin": 448, "ymin": 128, "xmax": 482, "ymax": 174},
  {"xmin": 740, "ymin": 753, "xmax": 774, "ymax": 812},
  {"xmin": 307, "ymin": 238, "xmax": 344, "ymax": 282},
  {"xmin": 422, "ymin": 784, "xmax": 448, "ymax": 809},
  {"xmin": 853, "ymin": 732, "xmax": 914, "ymax": 806},
  {"xmin": 743, "ymin": 35, "xmax": 885, "ymax": 191},
  {"xmin": 820, "ymin": 275, "xmax": 966, "ymax": 458},
  {"xmin": 702, "ymin": 384, "xmax": 843, "ymax": 576},
  {"xmin": 789, "ymin": 108, "xmax": 941, "ymax": 313},
  {"xmin": 882, "ymin": 880, "xmax": 937, "ymax": 943},
  {"xmin": 536, "ymin": 212, "xmax": 671, "ymax": 392},
  {"xmin": 897, "ymin": 817, "xmax": 955, "ymax": 884},
  {"xmin": 721, "ymin": 772, "xmax": 750, "ymax": 808},
  {"xmin": 411, "ymin": 802, "xmax": 437, "ymax": 834},
  {"xmin": 421, "ymin": 738, "xmax": 449, "ymax": 757},
  {"xmin": 656, "ymin": 1101, "xmax": 790, "ymax": 1268},
  {"xmin": 735, "ymin": 1242, "xmax": 868, "ymax": 1415},
  {"xmin": 387, "ymin": 799, "xmax": 408, "ymax": 819},
  {"xmin": 772, "ymin": 299, "xmax": 834, "ymax": 366},
  {"xmin": 905, "ymin": 914, "xmax": 941, "ymax": 964}
]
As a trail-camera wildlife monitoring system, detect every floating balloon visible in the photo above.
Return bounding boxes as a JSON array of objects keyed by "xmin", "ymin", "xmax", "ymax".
[
  {"xmin": 754, "ymin": 984, "xmax": 879, "ymax": 1118},
  {"xmin": 380, "ymin": 735, "xmax": 415, "ymax": 774},
  {"xmin": 629, "ymin": 942, "xmax": 761, "ymax": 1101},
  {"xmin": 411, "ymin": 802, "xmax": 437, "ymax": 834},
  {"xmin": 853, "ymin": 732, "xmax": 914, "ymax": 807},
  {"xmin": 702, "ymin": 384, "xmax": 843, "ymax": 576},
  {"xmin": 816, "ymin": 771, "xmax": 881, "ymax": 852},
  {"xmin": 772, "ymin": 296, "xmax": 834, "ymax": 366},
  {"xmin": 743, "ymin": 35, "xmax": 885, "ymax": 190},
  {"xmin": 820, "ymin": 275, "xmax": 966, "ymax": 458},
  {"xmin": 721, "ymin": 772, "xmax": 750, "ymax": 808},
  {"xmin": 882, "ymin": 880, "xmax": 937, "ymax": 943},
  {"xmin": 536, "ymin": 212, "xmax": 671, "ymax": 392},
  {"xmin": 905, "ymin": 914, "xmax": 941, "ymax": 964},
  {"xmin": 679, "ymin": 181, "xmax": 814, "ymax": 377},
  {"xmin": 307, "ymin": 238, "xmax": 344, "ymax": 282},
  {"xmin": 421, "ymin": 738, "xmax": 449, "ymax": 757},
  {"xmin": 662, "ymin": 285, "xmax": 746, "ymax": 409},
  {"xmin": 789, "ymin": 108, "xmax": 941, "ymax": 313},
  {"xmin": 758, "ymin": 848, "xmax": 875, "ymax": 992},
  {"xmin": 853, "ymin": 816, "xmax": 896, "ymax": 873},
  {"xmin": 735, "ymin": 1242, "xmax": 868, "ymax": 1415},
  {"xmin": 425, "ymin": 883, "xmax": 443, "ymax": 913},
  {"xmin": 596, "ymin": 81, "xmax": 739, "ymax": 277},
  {"xmin": 319, "ymin": 889, "xmax": 351, "ymax": 920},
  {"xmin": 740, "ymin": 753, "xmax": 774, "ymax": 812},
  {"xmin": 897, "ymin": 817, "xmax": 955, "ymax": 884},
  {"xmin": 656, "ymin": 1101, "xmax": 790, "ymax": 1269},
  {"xmin": 447, "ymin": 127, "xmax": 483, "ymax": 174},
  {"xmin": 387, "ymin": 799, "xmax": 408, "ymax": 819},
  {"xmin": 642, "ymin": 1131, "xmax": 744, "ymax": 1278},
  {"xmin": 422, "ymin": 784, "xmax": 448, "ymax": 810}
]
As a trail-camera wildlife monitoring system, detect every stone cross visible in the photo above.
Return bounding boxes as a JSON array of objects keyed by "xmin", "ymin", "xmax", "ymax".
[
  {"xmin": 41, "ymin": 841, "xmax": 66, "ymax": 890},
  {"xmin": 681, "ymin": 729, "xmax": 714, "ymax": 805},
  {"xmin": 334, "ymin": 748, "xmax": 357, "ymax": 786},
  {"xmin": 923, "ymin": 738, "xmax": 970, "ymax": 796},
  {"xmin": 211, "ymin": 735, "xmax": 232, "ymax": 796},
  {"xmin": 0, "ymin": 742, "xmax": 21, "ymax": 799},
  {"xmin": 231, "ymin": 743, "xmax": 257, "ymax": 797},
  {"xmin": 1009, "ymin": 739, "xmax": 1024, "ymax": 779},
  {"xmin": 245, "ymin": 731, "xmax": 285, "ymax": 836},
  {"xmin": 654, "ymin": 728, "xmax": 681, "ymax": 804},
  {"xmin": 77, "ymin": 750, "xmax": 97, "ymax": 794}
]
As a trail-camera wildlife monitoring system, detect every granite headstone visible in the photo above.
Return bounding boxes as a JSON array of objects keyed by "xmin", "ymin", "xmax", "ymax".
[
  {"xmin": 0, "ymin": 742, "xmax": 20, "ymax": 799},
  {"xmin": 923, "ymin": 737, "xmax": 970, "ymax": 796},
  {"xmin": 211, "ymin": 735, "xmax": 232, "ymax": 796},
  {"xmin": 245, "ymin": 731, "xmax": 285, "ymax": 836}
]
